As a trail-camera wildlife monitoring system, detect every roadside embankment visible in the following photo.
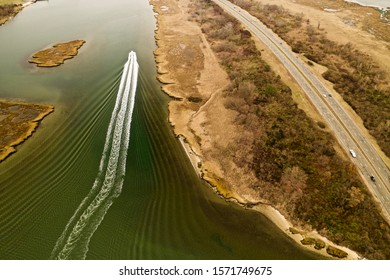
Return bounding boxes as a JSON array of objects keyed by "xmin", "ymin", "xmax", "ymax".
[{"xmin": 149, "ymin": 0, "xmax": 370, "ymax": 259}]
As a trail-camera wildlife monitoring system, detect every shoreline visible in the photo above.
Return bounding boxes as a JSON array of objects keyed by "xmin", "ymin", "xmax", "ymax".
[
  {"xmin": 22, "ymin": 0, "xmax": 36, "ymax": 8},
  {"xmin": 344, "ymin": 0, "xmax": 390, "ymax": 10},
  {"xmin": 179, "ymin": 133, "xmax": 362, "ymax": 259},
  {"xmin": 0, "ymin": 1, "xmax": 36, "ymax": 26},
  {"xmin": 29, "ymin": 40, "xmax": 86, "ymax": 67},
  {"xmin": 0, "ymin": 1, "xmax": 55, "ymax": 163},
  {"xmin": 0, "ymin": 101, "xmax": 54, "ymax": 162},
  {"xmin": 150, "ymin": 0, "xmax": 363, "ymax": 260}
]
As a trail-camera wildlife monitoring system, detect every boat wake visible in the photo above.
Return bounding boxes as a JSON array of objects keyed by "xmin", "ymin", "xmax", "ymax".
[{"xmin": 50, "ymin": 52, "xmax": 139, "ymax": 259}]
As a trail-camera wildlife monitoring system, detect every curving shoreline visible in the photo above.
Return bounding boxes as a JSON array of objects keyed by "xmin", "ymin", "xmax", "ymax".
[
  {"xmin": 177, "ymin": 125, "xmax": 361, "ymax": 259},
  {"xmin": 0, "ymin": 1, "xmax": 55, "ymax": 163},
  {"xmin": 149, "ymin": 0, "xmax": 362, "ymax": 259},
  {"xmin": 345, "ymin": 0, "xmax": 390, "ymax": 10},
  {"xmin": 0, "ymin": 101, "xmax": 54, "ymax": 162},
  {"xmin": 0, "ymin": 1, "xmax": 36, "ymax": 26}
]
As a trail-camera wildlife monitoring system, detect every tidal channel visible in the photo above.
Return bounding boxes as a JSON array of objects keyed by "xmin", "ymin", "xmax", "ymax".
[{"xmin": 0, "ymin": 0, "xmax": 322, "ymax": 259}]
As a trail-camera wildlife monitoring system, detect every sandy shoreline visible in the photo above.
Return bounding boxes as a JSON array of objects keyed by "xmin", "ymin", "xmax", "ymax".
[
  {"xmin": 178, "ymin": 129, "xmax": 362, "ymax": 259},
  {"xmin": 150, "ymin": 0, "xmax": 365, "ymax": 259},
  {"xmin": 22, "ymin": 0, "xmax": 36, "ymax": 8}
]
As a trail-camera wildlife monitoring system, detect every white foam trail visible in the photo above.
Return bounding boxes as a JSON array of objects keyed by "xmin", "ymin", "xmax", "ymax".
[{"xmin": 50, "ymin": 52, "xmax": 139, "ymax": 259}]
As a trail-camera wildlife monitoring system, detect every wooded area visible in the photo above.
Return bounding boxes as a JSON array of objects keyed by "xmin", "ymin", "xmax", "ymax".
[{"xmin": 189, "ymin": 0, "xmax": 390, "ymax": 259}]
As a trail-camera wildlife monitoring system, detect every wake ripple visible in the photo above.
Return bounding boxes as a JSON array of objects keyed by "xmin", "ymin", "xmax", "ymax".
[{"xmin": 50, "ymin": 52, "xmax": 139, "ymax": 260}]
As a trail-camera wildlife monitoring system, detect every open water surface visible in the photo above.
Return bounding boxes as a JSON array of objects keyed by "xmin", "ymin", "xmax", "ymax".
[
  {"xmin": 0, "ymin": 0, "xmax": 323, "ymax": 259},
  {"xmin": 345, "ymin": 0, "xmax": 390, "ymax": 9}
]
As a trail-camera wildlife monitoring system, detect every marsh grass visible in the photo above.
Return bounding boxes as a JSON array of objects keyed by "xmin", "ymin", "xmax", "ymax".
[{"xmin": 189, "ymin": 0, "xmax": 390, "ymax": 259}]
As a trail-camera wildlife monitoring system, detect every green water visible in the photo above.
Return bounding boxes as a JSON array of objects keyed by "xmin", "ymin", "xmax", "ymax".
[{"xmin": 0, "ymin": 0, "xmax": 323, "ymax": 259}]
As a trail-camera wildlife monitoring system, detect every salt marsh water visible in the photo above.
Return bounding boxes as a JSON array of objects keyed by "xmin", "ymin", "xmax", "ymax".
[
  {"xmin": 346, "ymin": 0, "xmax": 390, "ymax": 9},
  {"xmin": 0, "ymin": 0, "xmax": 322, "ymax": 259}
]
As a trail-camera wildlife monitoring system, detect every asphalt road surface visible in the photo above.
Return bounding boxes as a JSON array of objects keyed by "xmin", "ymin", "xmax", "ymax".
[{"xmin": 212, "ymin": 0, "xmax": 390, "ymax": 220}]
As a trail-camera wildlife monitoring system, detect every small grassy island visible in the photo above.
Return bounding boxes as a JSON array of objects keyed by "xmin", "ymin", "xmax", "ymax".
[
  {"xmin": 0, "ymin": 101, "xmax": 53, "ymax": 162},
  {"xmin": 29, "ymin": 40, "xmax": 86, "ymax": 67}
]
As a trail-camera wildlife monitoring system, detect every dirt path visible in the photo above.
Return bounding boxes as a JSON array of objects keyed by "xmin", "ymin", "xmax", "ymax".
[{"xmin": 150, "ymin": 0, "xmax": 366, "ymax": 259}]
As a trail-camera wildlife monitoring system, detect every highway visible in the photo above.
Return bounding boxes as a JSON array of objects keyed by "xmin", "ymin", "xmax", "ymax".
[{"xmin": 212, "ymin": 0, "xmax": 390, "ymax": 220}]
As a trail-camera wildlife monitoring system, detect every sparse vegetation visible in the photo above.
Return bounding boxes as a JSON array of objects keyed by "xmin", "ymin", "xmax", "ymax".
[
  {"xmin": 327, "ymin": 245, "xmax": 348, "ymax": 258},
  {"xmin": 317, "ymin": 121, "xmax": 326, "ymax": 129},
  {"xmin": 188, "ymin": 96, "xmax": 203, "ymax": 103},
  {"xmin": 301, "ymin": 237, "xmax": 326, "ymax": 250},
  {"xmin": 190, "ymin": 0, "xmax": 390, "ymax": 259}
]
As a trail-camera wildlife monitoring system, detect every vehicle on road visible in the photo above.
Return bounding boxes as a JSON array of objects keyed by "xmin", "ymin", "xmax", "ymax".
[
  {"xmin": 370, "ymin": 175, "xmax": 376, "ymax": 182},
  {"xmin": 214, "ymin": 0, "xmax": 390, "ymax": 219}
]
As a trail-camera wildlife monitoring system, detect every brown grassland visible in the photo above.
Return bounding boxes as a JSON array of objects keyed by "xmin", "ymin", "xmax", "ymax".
[
  {"xmin": 4, "ymin": 0, "xmax": 386, "ymax": 259},
  {"xmin": 1, "ymin": 1, "xmax": 54, "ymax": 162},
  {"xmin": 191, "ymin": 0, "xmax": 390, "ymax": 259},
  {"xmin": 0, "ymin": 101, "xmax": 53, "ymax": 162},
  {"xmin": 29, "ymin": 40, "xmax": 86, "ymax": 67},
  {"xmin": 0, "ymin": 2, "xmax": 23, "ymax": 25},
  {"xmin": 153, "ymin": 0, "xmax": 390, "ymax": 259}
]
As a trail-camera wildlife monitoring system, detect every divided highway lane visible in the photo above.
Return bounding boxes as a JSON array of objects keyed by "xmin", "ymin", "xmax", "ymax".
[{"xmin": 212, "ymin": 0, "xmax": 390, "ymax": 219}]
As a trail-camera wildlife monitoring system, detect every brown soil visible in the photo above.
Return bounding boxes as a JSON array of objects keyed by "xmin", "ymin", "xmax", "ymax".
[
  {"xmin": 152, "ymin": 0, "xmax": 233, "ymax": 177},
  {"xmin": 150, "ymin": 0, "xmax": 370, "ymax": 259},
  {"xmin": 152, "ymin": 0, "xmax": 260, "ymax": 203},
  {"xmin": 153, "ymin": 0, "xmax": 390, "ymax": 202},
  {"xmin": 0, "ymin": 101, "xmax": 53, "ymax": 162},
  {"xmin": 29, "ymin": 40, "xmax": 86, "ymax": 67}
]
